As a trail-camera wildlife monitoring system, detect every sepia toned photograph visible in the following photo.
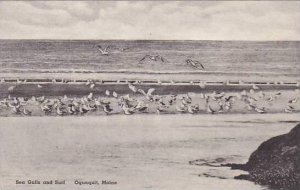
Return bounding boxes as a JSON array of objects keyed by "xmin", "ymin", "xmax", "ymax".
[{"xmin": 0, "ymin": 1, "xmax": 299, "ymax": 190}]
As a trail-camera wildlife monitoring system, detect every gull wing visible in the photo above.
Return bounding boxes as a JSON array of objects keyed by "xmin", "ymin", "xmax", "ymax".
[
  {"xmin": 104, "ymin": 46, "xmax": 111, "ymax": 51},
  {"xmin": 199, "ymin": 63, "xmax": 205, "ymax": 70},
  {"xmin": 137, "ymin": 89, "xmax": 146, "ymax": 96},
  {"xmin": 147, "ymin": 88, "xmax": 156, "ymax": 96},
  {"xmin": 140, "ymin": 55, "xmax": 153, "ymax": 62}
]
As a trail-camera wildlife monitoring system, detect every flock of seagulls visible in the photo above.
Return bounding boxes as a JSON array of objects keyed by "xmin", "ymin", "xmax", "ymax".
[
  {"xmin": 0, "ymin": 81, "xmax": 299, "ymax": 116},
  {"xmin": 96, "ymin": 45, "xmax": 205, "ymax": 70}
]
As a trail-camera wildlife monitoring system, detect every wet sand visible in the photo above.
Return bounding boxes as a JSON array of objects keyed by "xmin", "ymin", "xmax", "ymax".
[
  {"xmin": 1, "ymin": 71, "xmax": 299, "ymax": 83},
  {"xmin": 0, "ymin": 114, "xmax": 299, "ymax": 190},
  {"xmin": 0, "ymin": 82, "xmax": 299, "ymax": 98}
]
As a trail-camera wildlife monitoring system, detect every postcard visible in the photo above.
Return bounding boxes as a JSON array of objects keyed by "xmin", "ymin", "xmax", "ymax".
[{"xmin": 0, "ymin": 1, "xmax": 299, "ymax": 190}]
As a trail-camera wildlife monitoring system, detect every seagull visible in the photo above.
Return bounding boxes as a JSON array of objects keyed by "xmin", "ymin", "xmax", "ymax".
[
  {"xmin": 181, "ymin": 94, "xmax": 192, "ymax": 105},
  {"xmin": 37, "ymin": 84, "xmax": 43, "ymax": 88},
  {"xmin": 56, "ymin": 107, "xmax": 66, "ymax": 116},
  {"xmin": 121, "ymin": 104, "xmax": 136, "ymax": 115},
  {"xmin": 199, "ymin": 81, "xmax": 206, "ymax": 89},
  {"xmin": 79, "ymin": 105, "xmax": 89, "ymax": 114},
  {"xmin": 224, "ymin": 101, "xmax": 232, "ymax": 111},
  {"xmin": 41, "ymin": 104, "xmax": 53, "ymax": 113},
  {"xmin": 288, "ymin": 97, "xmax": 298, "ymax": 104},
  {"xmin": 87, "ymin": 92, "xmax": 93, "ymax": 100},
  {"xmin": 97, "ymin": 45, "xmax": 110, "ymax": 56},
  {"xmin": 247, "ymin": 96, "xmax": 258, "ymax": 104},
  {"xmin": 67, "ymin": 105, "xmax": 76, "ymax": 115},
  {"xmin": 206, "ymin": 105, "xmax": 216, "ymax": 114},
  {"xmin": 112, "ymin": 91, "xmax": 118, "ymax": 98},
  {"xmin": 266, "ymin": 95, "xmax": 274, "ymax": 102},
  {"xmin": 16, "ymin": 79, "xmax": 22, "ymax": 84},
  {"xmin": 157, "ymin": 79, "xmax": 162, "ymax": 85},
  {"xmin": 105, "ymin": 90, "xmax": 110, "ymax": 96},
  {"xmin": 12, "ymin": 106, "xmax": 21, "ymax": 114},
  {"xmin": 176, "ymin": 104, "xmax": 187, "ymax": 113},
  {"xmin": 241, "ymin": 90, "xmax": 247, "ymax": 96},
  {"xmin": 103, "ymin": 104, "xmax": 113, "ymax": 114},
  {"xmin": 275, "ymin": 91, "xmax": 282, "ymax": 96},
  {"xmin": 258, "ymin": 91, "xmax": 265, "ymax": 99},
  {"xmin": 224, "ymin": 95, "xmax": 235, "ymax": 102},
  {"xmin": 188, "ymin": 104, "xmax": 200, "ymax": 114},
  {"xmin": 87, "ymin": 103, "xmax": 97, "ymax": 111},
  {"xmin": 138, "ymin": 88, "xmax": 155, "ymax": 101},
  {"xmin": 8, "ymin": 86, "xmax": 16, "ymax": 91},
  {"xmin": 23, "ymin": 108, "xmax": 32, "ymax": 115},
  {"xmin": 86, "ymin": 80, "xmax": 91, "ymax": 86},
  {"xmin": 255, "ymin": 107, "xmax": 265, "ymax": 114},
  {"xmin": 156, "ymin": 105, "xmax": 167, "ymax": 114},
  {"xmin": 135, "ymin": 100, "xmax": 148, "ymax": 112},
  {"xmin": 139, "ymin": 55, "xmax": 165, "ymax": 63},
  {"xmin": 101, "ymin": 99, "xmax": 112, "ymax": 105},
  {"xmin": 123, "ymin": 94, "xmax": 136, "ymax": 102},
  {"xmin": 90, "ymin": 83, "xmax": 95, "ymax": 89},
  {"xmin": 252, "ymin": 84, "xmax": 260, "ymax": 90},
  {"xmin": 199, "ymin": 93, "xmax": 205, "ymax": 99},
  {"xmin": 186, "ymin": 59, "xmax": 205, "ymax": 70},
  {"xmin": 212, "ymin": 91, "xmax": 225, "ymax": 100},
  {"xmin": 168, "ymin": 95, "xmax": 177, "ymax": 105},
  {"xmin": 247, "ymin": 103, "xmax": 256, "ymax": 111},
  {"xmin": 284, "ymin": 105, "xmax": 295, "ymax": 113},
  {"xmin": 36, "ymin": 96, "xmax": 46, "ymax": 104},
  {"xmin": 128, "ymin": 83, "xmax": 138, "ymax": 93}
]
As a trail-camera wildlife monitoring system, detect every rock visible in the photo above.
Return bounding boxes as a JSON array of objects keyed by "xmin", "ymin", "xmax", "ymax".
[{"xmin": 232, "ymin": 123, "xmax": 300, "ymax": 189}]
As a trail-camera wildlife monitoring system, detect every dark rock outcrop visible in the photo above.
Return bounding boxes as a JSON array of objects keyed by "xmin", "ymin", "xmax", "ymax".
[{"xmin": 226, "ymin": 123, "xmax": 300, "ymax": 189}]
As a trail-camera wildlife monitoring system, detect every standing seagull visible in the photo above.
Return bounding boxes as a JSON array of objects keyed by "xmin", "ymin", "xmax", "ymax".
[
  {"xmin": 97, "ymin": 45, "xmax": 110, "ymax": 56},
  {"xmin": 186, "ymin": 59, "xmax": 205, "ymax": 70}
]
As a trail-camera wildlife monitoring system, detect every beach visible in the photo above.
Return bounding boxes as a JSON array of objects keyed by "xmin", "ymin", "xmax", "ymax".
[
  {"xmin": 0, "ymin": 39, "xmax": 300, "ymax": 190},
  {"xmin": 0, "ymin": 114, "xmax": 299, "ymax": 190}
]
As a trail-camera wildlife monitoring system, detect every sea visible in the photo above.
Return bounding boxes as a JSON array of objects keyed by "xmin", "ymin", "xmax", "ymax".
[{"xmin": 0, "ymin": 40, "xmax": 299, "ymax": 75}]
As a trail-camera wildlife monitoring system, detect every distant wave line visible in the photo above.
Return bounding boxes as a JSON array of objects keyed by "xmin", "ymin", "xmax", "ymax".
[{"xmin": 0, "ymin": 68, "xmax": 298, "ymax": 76}]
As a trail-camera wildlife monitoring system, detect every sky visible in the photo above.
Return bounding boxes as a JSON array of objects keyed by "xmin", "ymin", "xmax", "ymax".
[{"xmin": 0, "ymin": 1, "xmax": 299, "ymax": 40}]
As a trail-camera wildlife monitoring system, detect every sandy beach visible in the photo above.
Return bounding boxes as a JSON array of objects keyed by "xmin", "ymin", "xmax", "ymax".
[{"xmin": 1, "ymin": 114, "xmax": 299, "ymax": 190}]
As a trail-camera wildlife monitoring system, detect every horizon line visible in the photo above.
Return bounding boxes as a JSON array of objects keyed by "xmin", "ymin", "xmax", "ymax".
[{"xmin": 0, "ymin": 39, "xmax": 300, "ymax": 42}]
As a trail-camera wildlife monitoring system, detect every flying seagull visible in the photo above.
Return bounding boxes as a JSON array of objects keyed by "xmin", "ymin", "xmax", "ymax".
[
  {"xmin": 139, "ymin": 55, "xmax": 165, "ymax": 63},
  {"xmin": 186, "ymin": 59, "xmax": 205, "ymax": 70},
  {"xmin": 97, "ymin": 45, "xmax": 110, "ymax": 56}
]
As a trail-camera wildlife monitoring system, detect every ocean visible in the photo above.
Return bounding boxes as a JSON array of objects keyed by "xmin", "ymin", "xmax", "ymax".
[{"xmin": 0, "ymin": 40, "xmax": 299, "ymax": 75}]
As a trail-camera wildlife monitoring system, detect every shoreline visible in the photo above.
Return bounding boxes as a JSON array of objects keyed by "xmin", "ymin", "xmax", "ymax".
[
  {"xmin": 1, "ymin": 74, "xmax": 299, "ymax": 82},
  {"xmin": 0, "ymin": 112, "xmax": 300, "ymax": 122},
  {"xmin": 0, "ymin": 82, "xmax": 299, "ymax": 98},
  {"xmin": 1, "ymin": 68, "xmax": 299, "ymax": 76}
]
